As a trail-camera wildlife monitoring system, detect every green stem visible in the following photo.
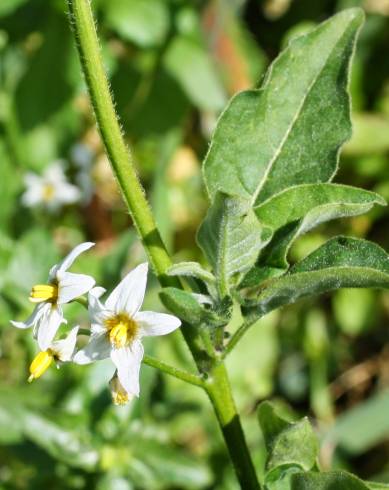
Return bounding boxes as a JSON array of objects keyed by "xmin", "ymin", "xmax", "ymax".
[
  {"xmin": 66, "ymin": 0, "xmax": 203, "ymax": 363},
  {"xmin": 205, "ymin": 362, "xmax": 260, "ymax": 490},
  {"xmin": 67, "ymin": 0, "xmax": 169, "ymax": 282},
  {"xmin": 66, "ymin": 2, "xmax": 260, "ymax": 488},
  {"xmin": 222, "ymin": 316, "xmax": 260, "ymax": 359},
  {"xmin": 143, "ymin": 355, "xmax": 204, "ymax": 388}
]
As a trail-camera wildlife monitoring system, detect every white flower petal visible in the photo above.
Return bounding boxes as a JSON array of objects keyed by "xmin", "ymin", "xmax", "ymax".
[
  {"xmin": 24, "ymin": 172, "xmax": 42, "ymax": 187},
  {"xmin": 73, "ymin": 334, "xmax": 110, "ymax": 364},
  {"xmin": 106, "ymin": 263, "xmax": 148, "ymax": 316},
  {"xmin": 44, "ymin": 160, "xmax": 67, "ymax": 182},
  {"xmin": 37, "ymin": 305, "xmax": 65, "ymax": 351},
  {"xmin": 21, "ymin": 186, "xmax": 44, "ymax": 207},
  {"xmin": 57, "ymin": 272, "xmax": 95, "ymax": 304},
  {"xmin": 90, "ymin": 286, "xmax": 106, "ymax": 299},
  {"xmin": 135, "ymin": 311, "xmax": 181, "ymax": 337},
  {"xmin": 49, "ymin": 241, "xmax": 95, "ymax": 280},
  {"xmin": 52, "ymin": 326, "xmax": 79, "ymax": 361},
  {"xmin": 56, "ymin": 181, "xmax": 81, "ymax": 205},
  {"xmin": 88, "ymin": 288, "xmax": 111, "ymax": 327},
  {"xmin": 110, "ymin": 341, "xmax": 144, "ymax": 397},
  {"xmin": 10, "ymin": 303, "xmax": 47, "ymax": 330}
]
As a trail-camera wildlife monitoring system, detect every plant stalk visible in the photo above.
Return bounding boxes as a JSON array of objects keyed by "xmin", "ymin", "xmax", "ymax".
[
  {"xmin": 205, "ymin": 362, "xmax": 260, "ymax": 490},
  {"xmin": 143, "ymin": 355, "xmax": 204, "ymax": 388},
  {"xmin": 66, "ymin": 1, "xmax": 260, "ymax": 487}
]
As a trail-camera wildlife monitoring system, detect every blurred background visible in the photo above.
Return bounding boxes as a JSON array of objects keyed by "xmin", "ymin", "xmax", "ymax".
[{"xmin": 0, "ymin": 0, "xmax": 389, "ymax": 488}]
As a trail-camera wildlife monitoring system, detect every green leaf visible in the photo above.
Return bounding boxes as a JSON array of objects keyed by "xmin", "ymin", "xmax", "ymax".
[
  {"xmin": 244, "ymin": 237, "xmax": 389, "ymax": 316},
  {"xmin": 203, "ymin": 8, "xmax": 364, "ymax": 204},
  {"xmin": 15, "ymin": 11, "xmax": 76, "ymax": 131},
  {"xmin": 258, "ymin": 401, "xmax": 318, "ymax": 472},
  {"xmin": 254, "ymin": 183, "xmax": 385, "ymax": 269},
  {"xmin": 291, "ymin": 471, "xmax": 370, "ymax": 490},
  {"xmin": 164, "ymin": 36, "xmax": 226, "ymax": 112},
  {"xmin": 160, "ymin": 287, "xmax": 211, "ymax": 325},
  {"xmin": 21, "ymin": 411, "xmax": 99, "ymax": 471},
  {"xmin": 265, "ymin": 465, "xmax": 306, "ymax": 490},
  {"xmin": 0, "ymin": 0, "xmax": 28, "ymax": 16},
  {"xmin": 104, "ymin": 0, "xmax": 169, "ymax": 47},
  {"xmin": 167, "ymin": 262, "xmax": 216, "ymax": 285},
  {"xmin": 197, "ymin": 193, "xmax": 272, "ymax": 296}
]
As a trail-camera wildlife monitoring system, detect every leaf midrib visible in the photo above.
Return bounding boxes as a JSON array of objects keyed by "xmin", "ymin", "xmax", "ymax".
[{"xmin": 250, "ymin": 26, "xmax": 352, "ymax": 207}]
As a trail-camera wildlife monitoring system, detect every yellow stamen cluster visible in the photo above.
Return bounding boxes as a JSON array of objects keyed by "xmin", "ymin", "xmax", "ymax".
[
  {"xmin": 28, "ymin": 350, "xmax": 54, "ymax": 382},
  {"xmin": 109, "ymin": 375, "xmax": 132, "ymax": 406},
  {"xmin": 105, "ymin": 313, "xmax": 138, "ymax": 349},
  {"xmin": 29, "ymin": 284, "xmax": 58, "ymax": 303},
  {"xmin": 42, "ymin": 183, "xmax": 55, "ymax": 202}
]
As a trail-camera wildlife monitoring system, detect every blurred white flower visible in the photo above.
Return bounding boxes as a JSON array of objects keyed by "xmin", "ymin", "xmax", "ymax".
[
  {"xmin": 74, "ymin": 263, "xmax": 181, "ymax": 398},
  {"xmin": 28, "ymin": 326, "xmax": 79, "ymax": 382},
  {"xmin": 11, "ymin": 242, "xmax": 95, "ymax": 350},
  {"xmin": 22, "ymin": 160, "xmax": 81, "ymax": 212}
]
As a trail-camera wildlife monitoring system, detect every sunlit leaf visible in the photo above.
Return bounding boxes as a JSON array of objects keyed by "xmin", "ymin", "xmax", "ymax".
[{"xmin": 203, "ymin": 9, "xmax": 363, "ymax": 204}]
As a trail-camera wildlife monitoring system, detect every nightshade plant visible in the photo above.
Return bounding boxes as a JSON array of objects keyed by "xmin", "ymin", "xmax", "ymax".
[{"xmin": 13, "ymin": 2, "xmax": 389, "ymax": 489}]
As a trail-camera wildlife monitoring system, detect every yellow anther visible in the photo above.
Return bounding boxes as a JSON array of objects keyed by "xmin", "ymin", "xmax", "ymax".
[
  {"xmin": 42, "ymin": 183, "xmax": 55, "ymax": 202},
  {"xmin": 109, "ymin": 375, "xmax": 132, "ymax": 406},
  {"xmin": 105, "ymin": 313, "xmax": 138, "ymax": 348},
  {"xmin": 29, "ymin": 284, "xmax": 58, "ymax": 303},
  {"xmin": 109, "ymin": 323, "xmax": 128, "ymax": 348},
  {"xmin": 28, "ymin": 350, "xmax": 54, "ymax": 382}
]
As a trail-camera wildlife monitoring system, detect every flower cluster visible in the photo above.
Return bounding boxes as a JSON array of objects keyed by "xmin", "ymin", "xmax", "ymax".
[{"xmin": 11, "ymin": 243, "xmax": 181, "ymax": 405}]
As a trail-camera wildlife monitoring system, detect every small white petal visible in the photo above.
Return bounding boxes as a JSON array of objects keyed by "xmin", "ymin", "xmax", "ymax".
[
  {"xmin": 106, "ymin": 263, "xmax": 148, "ymax": 316},
  {"xmin": 135, "ymin": 311, "xmax": 181, "ymax": 337},
  {"xmin": 49, "ymin": 241, "xmax": 95, "ymax": 280},
  {"xmin": 37, "ymin": 305, "xmax": 66, "ymax": 351},
  {"xmin": 21, "ymin": 186, "xmax": 44, "ymax": 207},
  {"xmin": 88, "ymin": 288, "xmax": 111, "ymax": 327},
  {"xmin": 57, "ymin": 272, "xmax": 95, "ymax": 304},
  {"xmin": 24, "ymin": 172, "xmax": 42, "ymax": 187},
  {"xmin": 52, "ymin": 326, "xmax": 79, "ymax": 361},
  {"xmin": 73, "ymin": 334, "xmax": 110, "ymax": 365},
  {"xmin": 56, "ymin": 181, "xmax": 81, "ymax": 205},
  {"xmin": 110, "ymin": 341, "xmax": 144, "ymax": 397},
  {"xmin": 44, "ymin": 160, "xmax": 67, "ymax": 182},
  {"xmin": 89, "ymin": 286, "xmax": 106, "ymax": 299},
  {"xmin": 10, "ymin": 303, "xmax": 47, "ymax": 330}
]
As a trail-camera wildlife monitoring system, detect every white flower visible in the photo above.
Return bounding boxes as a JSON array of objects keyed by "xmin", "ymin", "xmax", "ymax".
[
  {"xmin": 28, "ymin": 326, "xmax": 79, "ymax": 382},
  {"xmin": 74, "ymin": 263, "xmax": 181, "ymax": 397},
  {"xmin": 11, "ymin": 242, "xmax": 95, "ymax": 350},
  {"xmin": 22, "ymin": 160, "xmax": 81, "ymax": 212}
]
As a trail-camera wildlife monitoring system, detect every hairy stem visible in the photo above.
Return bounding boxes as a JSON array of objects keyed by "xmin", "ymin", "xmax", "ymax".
[
  {"xmin": 66, "ymin": 1, "xmax": 260, "ymax": 488},
  {"xmin": 143, "ymin": 355, "xmax": 204, "ymax": 388},
  {"xmin": 205, "ymin": 362, "xmax": 260, "ymax": 490}
]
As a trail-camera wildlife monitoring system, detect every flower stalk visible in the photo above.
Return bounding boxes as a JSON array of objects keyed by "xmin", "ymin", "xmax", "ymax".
[{"xmin": 66, "ymin": 1, "xmax": 260, "ymax": 488}]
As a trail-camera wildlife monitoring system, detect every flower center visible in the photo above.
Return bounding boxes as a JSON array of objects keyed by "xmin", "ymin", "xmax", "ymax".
[
  {"xmin": 29, "ymin": 284, "xmax": 58, "ymax": 303},
  {"xmin": 28, "ymin": 350, "xmax": 54, "ymax": 382},
  {"xmin": 42, "ymin": 183, "xmax": 55, "ymax": 202},
  {"xmin": 105, "ymin": 313, "xmax": 138, "ymax": 349}
]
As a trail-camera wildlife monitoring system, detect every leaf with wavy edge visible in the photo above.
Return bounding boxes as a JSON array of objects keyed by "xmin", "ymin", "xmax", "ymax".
[
  {"xmin": 291, "ymin": 471, "xmax": 389, "ymax": 490},
  {"xmin": 255, "ymin": 183, "xmax": 386, "ymax": 269},
  {"xmin": 203, "ymin": 9, "xmax": 364, "ymax": 205},
  {"xmin": 243, "ymin": 237, "xmax": 389, "ymax": 316}
]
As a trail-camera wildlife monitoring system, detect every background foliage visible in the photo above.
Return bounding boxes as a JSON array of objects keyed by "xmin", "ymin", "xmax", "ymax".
[{"xmin": 0, "ymin": 0, "xmax": 389, "ymax": 488}]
